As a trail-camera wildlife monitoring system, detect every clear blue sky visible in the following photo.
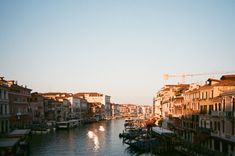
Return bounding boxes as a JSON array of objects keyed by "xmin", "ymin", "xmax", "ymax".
[{"xmin": 1, "ymin": 0, "xmax": 235, "ymax": 104}]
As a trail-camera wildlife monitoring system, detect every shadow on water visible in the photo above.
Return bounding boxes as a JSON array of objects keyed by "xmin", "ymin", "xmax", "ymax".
[
  {"xmin": 125, "ymin": 146, "xmax": 151, "ymax": 156},
  {"xmin": 124, "ymin": 146, "xmax": 184, "ymax": 156}
]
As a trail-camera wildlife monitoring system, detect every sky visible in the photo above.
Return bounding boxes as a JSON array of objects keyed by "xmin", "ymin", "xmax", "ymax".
[{"xmin": 1, "ymin": 0, "xmax": 235, "ymax": 104}]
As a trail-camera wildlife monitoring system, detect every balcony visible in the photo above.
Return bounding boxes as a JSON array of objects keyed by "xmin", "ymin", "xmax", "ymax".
[
  {"xmin": 211, "ymin": 131, "xmax": 235, "ymax": 142},
  {"xmin": 199, "ymin": 111, "xmax": 207, "ymax": 115},
  {"xmin": 198, "ymin": 127, "xmax": 212, "ymax": 134},
  {"xmin": 211, "ymin": 131, "xmax": 220, "ymax": 137},
  {"xmin": 0, "ymin": 114, "xmax": 11, "ymax": 118},
  {"xmin": 225, "ymin": 111, "xmax": 235, "ymax": 119},
  {"xmin": 211, "ymin": 111, "xmax": 225, "ymax": 117}
]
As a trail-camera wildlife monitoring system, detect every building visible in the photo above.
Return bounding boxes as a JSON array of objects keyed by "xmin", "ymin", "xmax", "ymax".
[
  {"xmin": 0, "ymin": 77, "xmax": 10, "ymax": 135},
  {"xmin": 181, "ymin": 84, "xmax": 201, "ymax": 144},
  {"xmin": 66, "ymin": 95, "xmax": 82, "ymax": 119},
  {"xmin": 42, "ymin": 93, "xmax": 72, "ymax": 121},
  {"xmin": 119, "ymin": 104, "xmax": 129, "ymax": 117},
  {"xmin": 75, "ymin": 92, "xmax": 111, "ymax": 119},
  {"xmin": 79, "ymin": 98, "xmax": 90, "ymax": 122},
  {"xmin": 154, "ymin": 75, "xmax": 235, "ymax": 155},
  {"xmin": 7, "ymin": 80, "xmax": 32, "ymax": 129},
  {"xmin": 111, "ymin": 103, "xmax": 120, "ymax": 119},
  {"xmin": 30, "ymin": 92, "xmax": 45, "ymax": 123},
  {"xmin": 153, "ymin": 84, "xmax": 189, "ymax": 119},
  {"xmin": 137, "ymin": 105, "xmax": 152, "ymax": 119},
  {"xmin": 125, "ymin": 104, "xmax": 138, "ymax": 117},
  {"xmin": 198, "ymin": 76, "xmax": 235, "ymax": 155}
]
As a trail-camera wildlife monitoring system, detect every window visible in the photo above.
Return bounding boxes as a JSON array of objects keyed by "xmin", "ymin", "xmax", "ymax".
[
  {"xmin": 218, "ymin": 121, "xmax": 220, "ymax": 131},
  {"xmin": 5, "ymin": 120, "xmax": 8, "ymax": 132},
  {"xmin": 0, "ymin": 105, "xmax": 2, "ymax": 115},
  {"xmin": 3, "ymin": 90, "xmax": 6, "ymax": 99},
  {"xmin": 211, "ymin": 90, "xmax": 214, "ymax": 98},
  {"xmin": 233, "ymin": 98, "xmax": 235, "ymax": 112},
  {"xmin": 215, "ymin": 103, "xmax": 218, "ymax": 111},
  {"xmin": 232, "ymin": 120, "xmax": 235, "ymax": 135},
  {"xmin": 204, "ymin": 105, "xmax": 207, "ymax": 114},
  {"xmin": 209, "ymin": 105, "xmax": 213, "ymax": 114},
  {"xmin": 1, "ymin": 120, "xmax": 4, "ymax": 133},
  {"xmin": 200, "ymin": 105, "xmax": 203, "ymax": 113},
  {"xmin": 222, "ymin": 120, "xmax": 225, "ymax": 133},
  {"xmin": 223, "ymin": 99, "xmax": 225, "ymax": 111},
  {"xmin": 210, "ymin": 139, "xmax": 213, "ymax": 149},
  {"xmin": 214, "ymin": 121, "xmax": 217, "ymax": 130},
  {"xmin": 0, "ymin": 89, "xmax": 2, "ymax": 99},
  {"xmin": 4, "ymin": 105, "xmax": 7, "ymax": 115},
  {"xmin": 206, "ymin": 92, "xmax": 208, "ymax": 99},
  {"xmin": 219, "ymin": 103, "xmax": 221, "ymax": 111}
]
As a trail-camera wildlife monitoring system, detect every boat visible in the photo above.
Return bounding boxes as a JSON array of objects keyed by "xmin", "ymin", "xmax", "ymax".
[
  {"xmin": 128, "ymin": 138, "xmax": 160, "ymax": 151},
  {"xmin": 7, "ymin": 129, "xmax": 32, "ymax": 155},
  {"xmin": 29, "ymin": 123, "xmax": 52, "ymax": 134},
  {"xmin": 32, "ymin": 128, "xmax": 51, "ymax": 134},
  {"xmin": 0, "ymin": 138, "xmax": 20, "ymax": 156},
  {"xmin": 56, "ymin": 120, "xmax": 79, "ymax": 129}
]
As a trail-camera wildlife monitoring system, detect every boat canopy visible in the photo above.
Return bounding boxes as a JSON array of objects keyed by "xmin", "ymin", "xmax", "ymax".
[{"xmin": 9, "ymin": 129, "xmax": 31, "ymax": 136}]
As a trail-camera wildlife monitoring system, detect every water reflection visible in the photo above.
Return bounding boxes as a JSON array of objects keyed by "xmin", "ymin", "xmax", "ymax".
[
  {"xmin": 99, "ymin": 126, "xmax": 105, "ymax": 131},
  {"xmin": 87, "ymin": 131, "xmax": 100, "ymax": 151},
  {"xmin": 30, "ymin": 119, "xmax": 134, "ymax": 156}
]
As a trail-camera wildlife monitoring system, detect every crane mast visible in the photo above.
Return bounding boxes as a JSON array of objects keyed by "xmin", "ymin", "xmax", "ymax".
[{"xmin": 163, "ymin": 71, "xmax": 235, "ymax": 83}]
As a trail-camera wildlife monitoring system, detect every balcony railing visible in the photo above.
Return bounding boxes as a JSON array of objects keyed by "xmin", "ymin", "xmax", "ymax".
[
  {"xmin": 210, "ymin": 111, "xmax": 235, "ymax": 118},
  {"xmin": 225, "ymin": 111, "xmax": 235, "ymax": 119},
  {"xmin": 199, "ymin": 111, "xmax": 207, "ymax": 115},
  {"xmin": 211, "ymin": 131, "xmax": 235, "ymax": 142},
  {"xmin": 198, "ymin": 127, "xmax": 212, "ymax": 134},
  {"xmin": 211, "ymin": 111, "xmax": 225, "ymax": 117},
  {"xmin": 211, "ymin": 131, "xmax": 220, "ymax": 137}
]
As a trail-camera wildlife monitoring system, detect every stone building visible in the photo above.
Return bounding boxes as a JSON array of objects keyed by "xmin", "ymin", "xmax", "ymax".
[
  {"xmin": 0, "ymin": 77, "xmax": 10, "ymax": 134},
  {"xmin": 30, "ymin": 92, "xmax": 45, "ymax": 123},
  {"xmin": 153, "ymin": 84, "xmax": 189, "ymax": 119},
  {"xmin": 153, "ymin": 74, "xmax": 235, "ymax": 155},
  {"xmin": 42, "ymin": 93, "xmax": 71, "ymax": 121},
  {"xmin": 198, "ymin": 76, "xmax": 235, "ymax": 155},
  {"xmin": 7, "ymin": 80, "xmax": 32, "ymax": 129},
  {"xmin": 75, "ymin": 92, "xmax": 111, "ymax": 119}
]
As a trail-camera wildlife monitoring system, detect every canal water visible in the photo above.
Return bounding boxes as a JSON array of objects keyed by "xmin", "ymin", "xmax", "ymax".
[{"xmin": 30, "ymin": 119, "xmax": 138, "ymax": 156}]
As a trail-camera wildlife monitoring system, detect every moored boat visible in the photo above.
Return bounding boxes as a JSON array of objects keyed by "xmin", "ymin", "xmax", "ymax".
[{"xmin": 56, "ymin": 119, "xmax": 79, "ymax": 129}]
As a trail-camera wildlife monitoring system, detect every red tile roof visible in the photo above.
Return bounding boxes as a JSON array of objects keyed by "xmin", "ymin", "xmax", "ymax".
[{"xmin": 220, "ymin": 74, "xmax": 235, "ymax": 81}]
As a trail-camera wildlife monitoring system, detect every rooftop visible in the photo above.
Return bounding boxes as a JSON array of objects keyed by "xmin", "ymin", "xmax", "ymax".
[{"xmin": 220, "ymin": 74, "xmax": 235, "ymax": 81}]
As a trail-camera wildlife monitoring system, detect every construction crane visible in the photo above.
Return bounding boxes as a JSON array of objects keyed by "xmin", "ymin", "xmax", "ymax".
[{"xmin": 163, "ymin": 71, "xmax": 235, "ymax": 83}]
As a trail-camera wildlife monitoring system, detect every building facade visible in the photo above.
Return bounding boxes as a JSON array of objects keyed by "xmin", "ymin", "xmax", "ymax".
[
  {"xmin": 75, "ymin": 92, "xmax": 111, "ymax": 119},
  {"xmin": 0, "ymin": 77, "xmax": 10, "ymax": 134},
  {"xmin": 30, "ymin": 92, "xmax": 45, "ymax": 123},
  {"xmin": 153, "ymin": 75, "xmax": 235, "ymax": 155},
  {"xmin": 7, "ymin": 80, "xmax": 32, "ymax": 129}
]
